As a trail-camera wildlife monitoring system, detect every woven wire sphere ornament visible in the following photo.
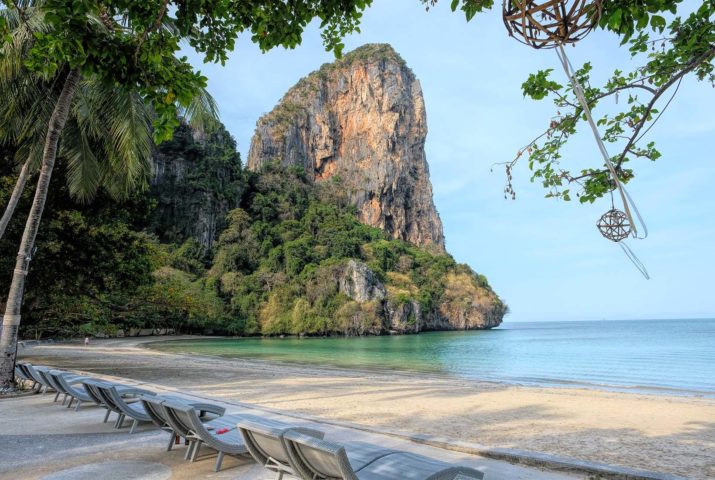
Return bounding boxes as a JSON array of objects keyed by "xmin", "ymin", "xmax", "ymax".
[
  {"xmin": 503, "ymin": 0, "xmax": 603, "ymax": 49},
  {"xmin": 597, "ymin": 208, "xmax": 632, "ymax": 242}
]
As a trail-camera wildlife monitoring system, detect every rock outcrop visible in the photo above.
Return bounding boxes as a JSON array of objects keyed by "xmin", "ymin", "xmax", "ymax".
[
  {"xmin": 247, "ymin": 44, "xmax": 445, "ymax": 251},
  {"xmin": 334, "ymin": 259, "xmax": 505, "ymax": 333},
  {"xmin": 337, "ymin": 260, "xmax": 387, "ymax": 303}
]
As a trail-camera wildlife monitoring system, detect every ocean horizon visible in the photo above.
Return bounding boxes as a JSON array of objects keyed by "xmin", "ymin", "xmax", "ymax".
[{"xmin": 152, "ymin": 318, "xmax": 715, "ymax": 397}]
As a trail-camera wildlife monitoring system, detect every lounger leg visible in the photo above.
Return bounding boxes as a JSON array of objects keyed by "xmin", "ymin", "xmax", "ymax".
[
  {"xmin": 276, "ymin": 472, "xmax": 284, "ymax": 480},
  {"xmin": 103, "ymin": 408, "xmax": 111, "ymax": 423},
  {"xmin": 190, "ymin": 442, "xmax": 201, "ymax": 462},
  {"xmin": 166, "ymin": 433, "xmax": 176, "ymax": 452},
  {"xmin": 54, "ymin": 391, "xmax": 61, "ymax": 402},
  {"xmin": 214, "ymin": 451, "xmax": 224, "ymax": 472},
  {"xmin": 130, "ymin": 419, "xmax": 139, "ymax": 434},
  {"xmin": 114, "ymin": 413, "xmax": 124, "ymax": 429},
  {"xmin": 74, "ymin": 400, "xmax": 82, "ymax": 412},
  {"xmin": 61, "ymin": 394, "xmax": 68, "ymax": 405},
  {"xmin": 67, "ymin": 397, "xmax": 74, "ymax": 408},
  {"xmin": 184, "ymin": 442, "xmax": 193, "ymax": 460}
]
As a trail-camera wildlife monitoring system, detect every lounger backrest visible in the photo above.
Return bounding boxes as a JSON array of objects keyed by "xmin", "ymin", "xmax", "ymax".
[
  {"xmin": 14, "ymin": 365, "xmax": 29, "ymax": 381},
  {"xmin": 49, "ymin": 370, "xmax": 76, "ymax": 392},
  {"xmin": 16, "ymin": 363, "xmax": 31, "ymax": 380},
  {"xmin": 25, "ymin": 364, "xmax": 50, "ymax": 386},
  {"xmin": 36, "ymin": 369, "xmax": 57, "ymax": 389},
  {"xmin": 140, "ymin": 395, "xmax": 169, "ymax": 428},
  {"xmin": 81, "ymin": 380, "xmax": 106, "ymax": 405},
  {"xmin": 238, "ymin": 415, "xmax": 325, "ymax": 468},
  {"xmin": 162, "ymin": 400, "xmax": 197, "ymax": 438},
  {"xmin": 93, "ymin": 383, "xmax": 122, "ymax": 412},
  {"xmin": 171, "ymin": 402, "xmax": 205, "ymax": 436},
  {"xmin": 46, "ymin": 371, "xmax": 70, "ymax": 393},
  {"xmin": 103, "ymin": 385, "xmax": 127, "ymax": 409},
  {"xmin": 245, "ymin": 429, "xmax": 289, "ymax": 464},
  {"xmin": 284, "ymin": 431, "xmax": 358, "ymax": 480}
]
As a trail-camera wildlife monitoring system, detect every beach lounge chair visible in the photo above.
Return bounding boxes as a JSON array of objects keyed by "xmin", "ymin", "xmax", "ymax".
[
  {"xmin": 17, "ymin": 363, "xmax": 43, "ymax": 391},
  {"xmin": 237, "ymin": 415, "xmax": 325, "ymax": 480},
  {"xmin": 38, "ymin": 369, "xmax": 88, "ymax": 405},
  {"xmin": 27, "ymin": 365, "xmax": 85, "ymax": 402},
  {"xmin": 81, "ymin": 379, "xmax": 153, "ymax": 426},
  {"xmin": 284, "ymin": 431, "xmax": 485, "ymax": 480},
  {"xmin": 21, "ymin": 364, "xmax": 55, "ymax": 394},
  {"xmin": 161, "ymin": 399, "xmax": 249, "ymax": 471},
  {"xmin": 92, "ymin": 382, "xmax": 156, "ymax": 432},
  {"xmin": 47, "ymin": 370, "xmax": 95, "ymax": 410},
  {"xmin": 140, "ymin": 395, "xmax": 226, "ymax": 452}
]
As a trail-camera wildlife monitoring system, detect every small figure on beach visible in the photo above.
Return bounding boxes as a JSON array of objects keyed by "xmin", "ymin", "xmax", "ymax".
[{"xmin": 84, "ymin": 336, "xmax": 90, "ymax": 347}]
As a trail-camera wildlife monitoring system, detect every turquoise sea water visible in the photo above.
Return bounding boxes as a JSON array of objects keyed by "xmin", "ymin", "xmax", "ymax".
[{"xmin": 151, "ymin": 319, "xmax": 715, "ymax": 396}]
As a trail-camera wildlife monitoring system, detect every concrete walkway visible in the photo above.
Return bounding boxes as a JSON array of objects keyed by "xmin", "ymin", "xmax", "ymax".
[{"xmin": 0, "ymin": 377, "xmax": 583, "ymax": 480}]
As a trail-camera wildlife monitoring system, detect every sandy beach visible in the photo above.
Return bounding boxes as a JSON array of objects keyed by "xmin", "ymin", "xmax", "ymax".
[{"xmin": 18, "ymin": 337, "xmax": 715, "ymax": 480}]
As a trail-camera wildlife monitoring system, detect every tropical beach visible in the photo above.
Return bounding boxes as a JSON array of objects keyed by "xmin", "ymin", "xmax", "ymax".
[
  {"xmin": 13, "ymin": 334, "xmax": 715, "ymax": 479},
  {"xmin": 2, "ymin": 0, "xmax": 714, "ymax": 479}
]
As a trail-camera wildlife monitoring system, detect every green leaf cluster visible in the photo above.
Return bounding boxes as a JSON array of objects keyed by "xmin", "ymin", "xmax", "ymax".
[{"xmin": 512, "ymin": 1, "xmax": 714, "ymax": 203}]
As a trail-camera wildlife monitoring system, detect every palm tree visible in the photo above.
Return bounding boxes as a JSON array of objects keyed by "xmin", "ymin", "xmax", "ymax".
[
  {"xmin": 0, "ymin": 5, "xmax": 218, "ymax": 389},
  {"xmin": 0, "ymin": 7, "xmax": 217, "ymax": 238}
]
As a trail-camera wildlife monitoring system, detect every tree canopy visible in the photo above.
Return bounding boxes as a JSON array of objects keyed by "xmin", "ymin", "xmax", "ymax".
[{"xmin": 0, "ymin": 0, "xmax": 374, "ymax": 141}]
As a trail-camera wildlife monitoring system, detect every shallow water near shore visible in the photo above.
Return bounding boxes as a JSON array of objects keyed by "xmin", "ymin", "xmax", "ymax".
[{"xmin": 151, "ymin": 318, "xmax": 715, "ymax": 396}]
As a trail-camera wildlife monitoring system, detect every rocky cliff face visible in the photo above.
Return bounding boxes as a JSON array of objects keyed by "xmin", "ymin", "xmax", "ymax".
[
  {"xmin": 150, "ymin": 124, "xmax": 243, "ymax": 251},
  {"xmin": 247, "ymin": 44, "xmax": 445, "ymax": 251},
  {"xmin": 334, "ymin": 259, "xmax": 506, "ymax": 333}
]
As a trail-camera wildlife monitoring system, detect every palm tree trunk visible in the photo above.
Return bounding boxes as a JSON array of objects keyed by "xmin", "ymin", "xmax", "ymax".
[
  {"xmin": 0, "ymin": 160, "xmax": 31, "ymax": 241},
  {"xmin": 0, "ymin": 69, "xmax": 81, "ymax": 390}
]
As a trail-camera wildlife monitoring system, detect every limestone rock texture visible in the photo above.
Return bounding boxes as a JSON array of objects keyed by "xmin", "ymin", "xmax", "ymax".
[
  {"xmin": 247, "ymin": 43, "xmax": 445, "ymax": 251},
  {"xmin": 150, "ymin": 124, "xmax": 243, "ymax": 251},
  {"xmin": 337, "ymin": 260, "xmax": 387, "ymax": 303}
]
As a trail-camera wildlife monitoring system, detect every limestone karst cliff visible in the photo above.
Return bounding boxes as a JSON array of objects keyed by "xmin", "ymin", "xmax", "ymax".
[
  {"xmin": 238, "ymin": 44, "xmax": 505, "ymax": 332},
  {"xmin": 150, "ymin": 124, "xmax": 243, "ymax": 251},
  {"xmin": 247, "ymin": 43, "xmax": 445, "ymax": 251}
]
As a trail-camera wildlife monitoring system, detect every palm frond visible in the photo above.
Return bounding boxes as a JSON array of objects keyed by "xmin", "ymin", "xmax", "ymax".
[
  {"xmin": 180, "ymin": 87, "xmax": 220, "ymax": 133},
  {"xmin": 62, "ymin": 118, "xmax": 103, "ymax": 203},
  {"xmin": 97, "ymin": 85, "xmax": 153, "ymax": 200}
]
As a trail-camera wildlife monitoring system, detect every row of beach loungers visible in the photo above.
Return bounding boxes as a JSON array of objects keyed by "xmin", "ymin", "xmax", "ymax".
[{"xmin": 14, "ymin": 362, "xmax": 486, "ymax": 480}]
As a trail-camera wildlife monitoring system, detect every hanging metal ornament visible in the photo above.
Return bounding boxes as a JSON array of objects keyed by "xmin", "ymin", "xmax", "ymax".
[
  {"xmin": 597, "ymin": 208, "xmax": 631, "ymax": 242},
  {"xmin": 502, "ymin": 0, "xmax": 602, "ymax": 49}
]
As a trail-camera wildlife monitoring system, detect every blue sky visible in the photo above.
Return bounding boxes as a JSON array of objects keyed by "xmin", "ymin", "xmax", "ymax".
[{"xmin": 185, "ymin": 0, "xmax": 714, "ymax": 322}]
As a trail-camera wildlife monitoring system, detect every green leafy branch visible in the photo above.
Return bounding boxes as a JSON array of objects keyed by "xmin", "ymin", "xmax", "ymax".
[{"xmin": 497, "ymin": 2, "xmax": 714, "ymax": 203}]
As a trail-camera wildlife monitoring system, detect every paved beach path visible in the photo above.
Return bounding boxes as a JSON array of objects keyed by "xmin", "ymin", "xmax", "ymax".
[{"xmin": 9, "ymin": 337, "xmax": 714, "ymax": 479}]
